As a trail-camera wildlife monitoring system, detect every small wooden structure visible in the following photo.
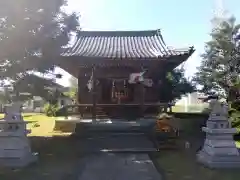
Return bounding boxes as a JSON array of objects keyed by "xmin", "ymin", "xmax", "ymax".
[{"xmin": 57, "ymin": 29, "xmax": 194, "ymax": 120}]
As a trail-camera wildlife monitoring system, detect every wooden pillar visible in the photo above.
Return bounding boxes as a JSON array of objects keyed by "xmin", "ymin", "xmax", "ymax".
[
  {"xmin": 140, "ymin": 66, "xmax": 146, "ymax": 116},
  {"xmin": 91, "ymin": 66, "xmax": 97, "ymax": 123},
  {"xmin": 140, "ymin": 83, "xmax": 145, "ymax": 116},
  {"xmin": 77, "ymin": 72, "xmax": 81, "ymax": 104}
]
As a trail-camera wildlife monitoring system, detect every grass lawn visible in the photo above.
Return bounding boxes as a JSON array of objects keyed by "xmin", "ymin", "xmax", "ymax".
[
  {"xmin": 152, "ymin": 150, "xmax": 240, "ymax": 180},
  {"xmin": 0, "ymin": 113, "xmax": 71, "ymax": 137},
  {"xmin": 172, "ymin": 105, "xmax": 208, "ymax": 113}
]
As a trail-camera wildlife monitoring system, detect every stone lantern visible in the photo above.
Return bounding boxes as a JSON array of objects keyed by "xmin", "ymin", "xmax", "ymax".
[
  {"xmin": 0, "ymin": 103, "xmax": 37, "ymax": 167},
  {"xmin": 197, "ymin": 100, "xmax": 240, "ymax": 168}
]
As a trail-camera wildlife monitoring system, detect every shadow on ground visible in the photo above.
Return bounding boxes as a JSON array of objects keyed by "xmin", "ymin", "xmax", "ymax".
[
  {"xmin": 149, "ymin": 136, "xmax": 240, "ymax": 180},
  {"xmin": 0, "ymin": 135, "xmax": 82, "ymax": 180},
  {"xmin": 150, "ymin": 150, "xmax": 240, "ymax": 180}
]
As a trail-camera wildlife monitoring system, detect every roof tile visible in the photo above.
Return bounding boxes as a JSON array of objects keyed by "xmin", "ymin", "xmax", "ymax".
[{"xmin": 62, "ymin": 29, "xmax": 193, "ymax": 59}]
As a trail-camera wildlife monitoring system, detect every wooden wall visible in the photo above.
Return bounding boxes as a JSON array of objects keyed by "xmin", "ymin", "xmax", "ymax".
[{"xmin": 78, "ymin": 66, "xmax": 162, "ymax": 104}]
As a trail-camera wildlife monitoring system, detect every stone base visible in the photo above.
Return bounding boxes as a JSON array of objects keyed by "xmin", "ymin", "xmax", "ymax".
[
  {"xmin": 0, "ymin": 153, "xmax": 38, "ymax": 168},
  {"xmin": 197, "ymin": 150, "xmax": 240, "ymax": 169}
]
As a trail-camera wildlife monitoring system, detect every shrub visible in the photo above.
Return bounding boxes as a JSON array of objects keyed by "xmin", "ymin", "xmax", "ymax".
[
  {"xmin": 230, "ymin": 109, "xmax": 240, "ymax": 128},
  {"xmin": 43, "ymin": 103, "xmax": 59, "ymax": 117},
  {"xmin": 231, "ymin": 109, "xmax": 240, "ymax": 140},
  {"xmin": 229, "ymin": 99, "xmax": 240, "ymax": 128}
]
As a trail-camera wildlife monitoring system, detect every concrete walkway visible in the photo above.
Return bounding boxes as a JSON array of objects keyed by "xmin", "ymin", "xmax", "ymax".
[{"xmin": 77, "ymin": 153, "xmax": 162, "ymax": 180}]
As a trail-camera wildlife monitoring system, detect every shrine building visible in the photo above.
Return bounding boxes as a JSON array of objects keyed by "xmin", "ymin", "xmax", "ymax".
[{"xmin": 57, "ymin": 29, "xmax": 195, "ymax": 119}]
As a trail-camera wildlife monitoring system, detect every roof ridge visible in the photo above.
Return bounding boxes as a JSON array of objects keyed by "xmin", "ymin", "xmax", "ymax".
[{"xmin": 77, "ymin": 29, "xmax": 161, "ymax": 37}]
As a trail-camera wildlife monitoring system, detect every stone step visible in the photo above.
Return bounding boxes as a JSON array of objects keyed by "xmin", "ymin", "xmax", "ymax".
[
  {"xmin": 77, "ymin": 135, "xmax": 157, "ymax": 153},
  {"xmin": 82, "ymin": 148, "xmax": 158, "ymax": 153},
  {"xmin": 76, "ymin": 132, "xmax": 149, "ymax": 138}
]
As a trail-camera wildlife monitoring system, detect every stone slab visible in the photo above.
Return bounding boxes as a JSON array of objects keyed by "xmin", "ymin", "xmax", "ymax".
[
  {"xmin": 208, "ymin": 115, "xmax": 228, "ymax": 121},
  {"xmin": 202, "ymin": 127, "xmax": 237, "ymax": 134},
  {"xmin": 0, "ymin": 153, "xmax": 37, "ymax": 168},
  {"xmin": 206, "ymin": 134, "xmax": 235, "ymax": 140},
  {"xmin": 203, "ymin": 145, "xmax": 239, "ymax": 156},
  {"xmin": 204, "ymin": 139, "xmax": 237, "ymax": 147},
  {"xmin": 197, "ymin": 150, "xmax": 240, "ymax": 168},
  {"xmin": 77, "ymin": 153, "xmax": 162, "ymax": 180}
]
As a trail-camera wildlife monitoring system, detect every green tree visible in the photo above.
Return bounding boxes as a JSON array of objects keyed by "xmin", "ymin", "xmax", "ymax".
[
  {"xmin": 64, "ymin": 76, "xmax": 78, "ymax": 103},
  {"xmin": 0, "ymin": 0, "xmax": 80, "ymax": 94},
  {"xmin": 193, "ymin": 16, "xmax": 240, "ymax": 99},
  {"xmin": 158, "ymin": 67, "xmax": 195, "ymax": 103},
  {"xmin": 193, "ymin": 16, "xmax": 240, "ymax": 128}
]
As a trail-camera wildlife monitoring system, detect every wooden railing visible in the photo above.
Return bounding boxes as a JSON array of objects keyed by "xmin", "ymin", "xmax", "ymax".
[
  {"xmin": 56, "ymin": 103, "xmax": 173, "ymax": 119},
  {"xmin": 77, "ymin": 103, "xmax": 171, "ymax": 119}
]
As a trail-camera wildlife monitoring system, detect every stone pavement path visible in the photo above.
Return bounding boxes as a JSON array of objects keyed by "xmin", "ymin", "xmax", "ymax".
[
  {"xmin": 74, "ymin": 133, "xmax": 162, "ymax": 180},
  {"xmin": 77, "ymin": 153, "xmax": 162, "ymax": 180}
]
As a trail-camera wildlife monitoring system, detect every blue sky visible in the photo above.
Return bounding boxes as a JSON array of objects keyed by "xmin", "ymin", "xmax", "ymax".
[{"xmin": 56, "ymin": 0, "xmax": 240, "ymax": 86}]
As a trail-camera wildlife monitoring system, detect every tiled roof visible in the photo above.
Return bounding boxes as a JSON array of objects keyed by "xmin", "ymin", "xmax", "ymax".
[{"xmin": 62, "ymin": 29, "xmax": 193, "ymax": 59}]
